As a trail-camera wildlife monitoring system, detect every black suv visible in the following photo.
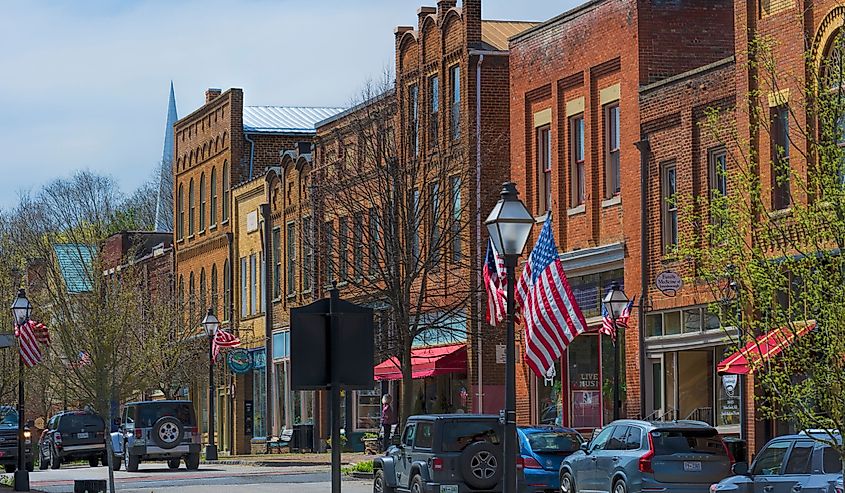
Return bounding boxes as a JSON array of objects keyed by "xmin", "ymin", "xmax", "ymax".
[
  {"xmin": 38, "ymin": 410, "xmax": 107, "ymax": 470},
  {"xmin": 0, "ymin": 406, "xmax": 33, "ymax": 473},
  {"xmin": 113, "ymin": 400, "xmax": 200, "ymax": 472},
  {"xmin": 374, "ymin": 414, "xmax": 520, "ymax": 493}
]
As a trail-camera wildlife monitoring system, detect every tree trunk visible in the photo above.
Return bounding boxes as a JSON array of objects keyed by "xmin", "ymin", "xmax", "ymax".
[{"xmin": 400, "ymin": 343, "xmax": 413, "ymax": 429}]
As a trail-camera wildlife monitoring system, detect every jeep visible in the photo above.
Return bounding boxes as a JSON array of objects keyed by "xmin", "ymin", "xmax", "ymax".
[{"xmin": 112, "ymin": 400, "xmax": 200, "ymax": 472}]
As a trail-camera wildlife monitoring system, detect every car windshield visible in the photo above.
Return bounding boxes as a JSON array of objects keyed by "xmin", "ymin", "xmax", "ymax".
[
  {"xmin": 442, "ymin": 421, "xmax": 500, "ymax": 452},
  {"xmin": 0, "ymin": 408, "xmax": 17, "ymax": 429},
  {"xmin": 526, "ymin": 431, "xmax": 582, "ymax": 453},
  {"xmin": 650, "ymin": 429, "xmax": 726, "ymax": 455},
  {"xmin": 60, "ymin": 414, "xmax": 104, "ymax": 431},
  {"xmin": 135, "ymin": 402, "xmax": 195, "ymax": 428}
]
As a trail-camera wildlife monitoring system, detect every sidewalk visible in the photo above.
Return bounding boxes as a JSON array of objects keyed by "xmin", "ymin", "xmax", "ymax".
[{"xmin": 202, "ymin": 451, "xmax": 373, "ymax": 468}]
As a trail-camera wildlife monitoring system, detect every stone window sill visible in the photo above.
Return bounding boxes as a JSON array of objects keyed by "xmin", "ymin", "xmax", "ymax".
[
  {"xmin": 602, "ymin": 195, "xmax": 621, "ymax": 208},
  {"xmin": 567, "ymin": 204, "xmax": 586, "ymax": 217}
]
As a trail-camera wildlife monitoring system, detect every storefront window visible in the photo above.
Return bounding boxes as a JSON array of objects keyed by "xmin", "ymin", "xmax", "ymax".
[
  {"xmin": 601, "ymin": 333, "xmax": 624, "ymax": 425},
  {"xmin": 664, "ymin": 311, "xmax": 682, "ymax": 336},
  {"xmin": 568, "ymin": 335, "xmax": 601, "ymax": 428},
  {"xmin": 646, "ymin": 314, "xmax": 663, "ymax": 337},
  {"xmin": 534, "ymin": 361, "xmax": 562, "ymax": 426},
  {"xmin": 678, "ymin": 350, "xmax": 713, "ymax": 424},
  {"xmin": 570, "ymin": 269, "xmax": 624, "ymax": 319},
  {"xmin": 356, "ymin": 388, "xmax": 381, "ymax": 430},
  {"xmin": 646, "ymin": 306, "xmax": 722, "ymax": 339},
  {"xmin": 293, "ymin": 391, "xmax": 314, "ymax": 425},
  {"xmin": 252, "ymin": 349, "xmax": 267, "ymax": 438},
  {"xmin": 275, "ymin": 362, "xmax": 288, "ymax": 429},
  {"xmin": 683, "ymin": 308, "xmax": 702, "ymax": 333},
  {"xmin": 665, "ymin": 352, "xmax": 677, "ymax": 420},
  {"xmin": 410, "ymin": 374, "xmax": 468, "ymax": 415}
]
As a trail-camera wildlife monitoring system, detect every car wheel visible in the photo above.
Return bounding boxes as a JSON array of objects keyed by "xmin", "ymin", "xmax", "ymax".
[
  {"xmin": 185, "ymin": 452, "xmax": 200, "ymax": 470},
  {"xmin": 38, "ymin": 448, "xmax": 48, "ymax": 470},
  {"xmin": 167, "ymin": 458, "xmax": 180, "ymax": 470},
  {"xmin": 613, "ymin": 478, "xmax": 628, "ymax": 493},
  {"xmin": 151, "ymin": 416, "xmax": 184, "ymax": 450},
  {"xmin": 373, "ymin": 469, "xmax": 395, "ymax": 493},
  {"xmin": 560, "ymin": 471, "xmax": 575, "ymax": 493},
  {"xmin": 50, "ymin": 447, "xmax": 61, "ymax": 470},
  {"xmin": 410, "ymin": 475, "xmax": 424, "ymax": 493},
  {"xmin": 459, "ymin": 441, "xmax": 502, "ymax": 490},
  {"xmin": 124, "ymin": 443, "xmax": 140, "ymax": 472},
  {"xmin": 89, "ymin": 456, "xmax": 99, "ymax": 467},
  {"xmin": 4, "ymin": 464, "xmax": 15, "ymax": 474}
]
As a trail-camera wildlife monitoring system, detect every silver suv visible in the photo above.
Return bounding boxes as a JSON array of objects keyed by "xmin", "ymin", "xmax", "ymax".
[
  {"xmin": 112, "ymin": 400, "xmax": 201, "ymax": 472},
  {"xmin": 559, "ymin": 420, "xmax": 733, "ymax": 493}
]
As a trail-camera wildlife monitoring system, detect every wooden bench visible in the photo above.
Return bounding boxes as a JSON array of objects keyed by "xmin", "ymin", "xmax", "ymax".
[{"xmin": 266, "ymin": 428, "xmax": 294, "ymax": 454}]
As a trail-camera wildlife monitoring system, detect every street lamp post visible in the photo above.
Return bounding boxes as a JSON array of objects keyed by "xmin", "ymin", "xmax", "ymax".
[
  {"xmin": 485, "ymin": 182, "xmax": 534, "ymax": 493},
  {"xmin": 602, "ymin": 282, "xmax": 629, "ymax": 421},
  {"xmin": 10, "ymin": 289, "xmax": 31, "ymax": 492},
  {"xmin": 201, "ymin": 308, "xmax": 220, "ymax": 461}
]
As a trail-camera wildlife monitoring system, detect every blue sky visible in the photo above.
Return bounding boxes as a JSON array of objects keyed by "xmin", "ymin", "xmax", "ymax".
[{"xmin": 0, "ymin": 0, "xmax": 580, "ymax": 208}]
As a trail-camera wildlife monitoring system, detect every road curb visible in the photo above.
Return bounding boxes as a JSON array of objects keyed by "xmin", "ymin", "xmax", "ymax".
[{"xmin": 201, "ymin": 459, "xmax": 330, "ymax": 467}]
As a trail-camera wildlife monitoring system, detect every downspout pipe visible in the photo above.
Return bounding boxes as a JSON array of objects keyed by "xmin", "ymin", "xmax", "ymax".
[
  {"xmin": 634, "ymin": 135, "xmax": 650, "ymax": 419},
  {"xmin": 245, "ymin": 133, "xmax": 257, "ymax": 180},
  {"xmin": 226, "ymin": 231, "xmax": 235, "ymax": 451},
  {"xmin": 475, "ymin": 52, "xmax": 484, "ymax": 413}
]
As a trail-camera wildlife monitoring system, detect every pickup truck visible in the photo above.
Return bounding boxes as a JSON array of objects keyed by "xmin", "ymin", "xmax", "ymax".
[{"xmin": 0, "ymin": 406, "xmax": 33, "ymax": 473}]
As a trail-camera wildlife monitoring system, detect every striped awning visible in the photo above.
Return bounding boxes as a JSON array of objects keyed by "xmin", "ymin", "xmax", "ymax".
[{"xmin": 717, "ymin": 321, "xmax": 816, "ymax": 375}]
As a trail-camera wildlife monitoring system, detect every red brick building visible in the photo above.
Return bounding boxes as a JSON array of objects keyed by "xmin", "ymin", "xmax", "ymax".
[{"xmin": 508, "ymin": 0, "xmax": 735, "ymax": 432}]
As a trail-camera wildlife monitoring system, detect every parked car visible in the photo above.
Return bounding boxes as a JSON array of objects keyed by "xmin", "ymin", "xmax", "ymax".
[
  {"xmin": 111, "ymin": 400, "xmax": 200, "ymax": 472},
  {"xmin": 559, "ymin": 419, "xmax": 733, "ymax": 493},
  {"xmin": 38, "ymin": 410, "xmax": 107, "ymax": 470},
  {"xmin": 710, "ymin": 433, "xmax": 844, "ymax": 493},
  {"xmin": 0, "ymin": 406, "xmax": 33, "ymax": 473},
  {"xmin": 373, "ymin": 414, "xmax": 523, "ymax": 493},
  {"xmin": 518, "ymin": 426, "xmax": 583, "ymax": 493}
]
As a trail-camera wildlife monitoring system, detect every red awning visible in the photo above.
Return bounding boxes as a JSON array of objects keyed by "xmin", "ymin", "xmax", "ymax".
[
  {"xmin": 374, "ymin": 344, "xmax": 467, "ymax": 381},
  {"xmin": 717, "ymin": 321, "xmax": 816, "ymax": 375}
]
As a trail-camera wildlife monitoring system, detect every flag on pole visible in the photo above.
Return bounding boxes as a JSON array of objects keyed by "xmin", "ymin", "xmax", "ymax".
[
  {"xmin": 601, "ymin": 296, "xmax": 634, "ymax": 342},
  {"xmin": 483, "ymin": 239, "xmax": 507, "ymax": 326},
  {"xmin": 15, "ymin": 320, "xmax": 48, "ymax": 368},
  {"xmin": 516, "ymin": 215, "xmax": 587, "ymax": 379},
  {"xmin": 212, "ymin": 329, "xmax": 241, "ymax": 363}
]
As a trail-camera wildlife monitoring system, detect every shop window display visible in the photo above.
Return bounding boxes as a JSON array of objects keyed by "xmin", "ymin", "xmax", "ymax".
[
  {"xmin": 356, "ymin": 388, "xmax": 381, "ymax": 430},
  {"xmin": 534, "ymin": 361, "xmax": 562, "ymax": 426},
  {"xmin": 568, "ymin": 335, "xmax": 601, "ymax": 428}
]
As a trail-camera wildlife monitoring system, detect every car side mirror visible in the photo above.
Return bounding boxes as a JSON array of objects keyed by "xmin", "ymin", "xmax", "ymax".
[
  {"xmin": 731, "ymin": 462, "xmax": 749, "ymax": 476},
  {"xmin": 580, "ymin": 442, "xmax": 589, "ymax": 454}
]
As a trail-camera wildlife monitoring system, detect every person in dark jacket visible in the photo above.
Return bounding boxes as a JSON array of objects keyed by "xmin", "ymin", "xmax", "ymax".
[{"xmin": 381, "ymin": 394, "xmax": 397, "ymax": 451}]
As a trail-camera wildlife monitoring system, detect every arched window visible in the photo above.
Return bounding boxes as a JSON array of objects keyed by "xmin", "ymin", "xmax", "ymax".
[
  {"xmin": 210, "ymin": 167, "xmax": 217, "ymax": 227},
  {"xmin": 211, "ymin": 264, "xmax": 218, "ymax": 314},
  {"xmin": 177, "ymin": 184, "xmax": 184, "ymax": 240},
  {"xmin": 189, "ymin": 272, "xmax": 196, "ymax": 319},
  {"xmin": 222, "ymin": 161, "xmax": 230, "ymax": 221},
  {"xmin": 199, "ymin": 268, "xmax": 207, "ymax": 313},
  {"xmin": 223, "ymin": 259, "xmax": 231, "ymax": 321},
  {"xmin": 199, "ymin": 172, "xmax": 206, "ymax": 232},
  {"xmin": 188, "ymin": 178, "xmax": 195, "ymax": 235},
  {"xmin": 822, "ymin": 30, "xmax": 845, "ymax": 183}
]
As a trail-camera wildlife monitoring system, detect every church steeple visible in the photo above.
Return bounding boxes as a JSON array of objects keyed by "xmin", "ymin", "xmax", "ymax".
[{"xmin": 154, "ymin": 81, "xmax": 178, "ymax": 232}]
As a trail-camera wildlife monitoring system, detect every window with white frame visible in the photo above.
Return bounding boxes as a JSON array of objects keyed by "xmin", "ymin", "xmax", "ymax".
[
  {"xmin": 570, "ymin": 115, "xmax": 585, "ymax": 207},
  {"xmin": 240, "ymin": 257, "xmax": 248, "ymax": 318},
  {"xmin": 661, "ymin": 162, "xmax": 678, "ymax": 251},
  {"xmin": 250, "ymin": 253, "xmax": 257, "ymax": 315},
  {"xmin": 303, "ymin": 216, "xmax": 312, "ymax": 291},
  {"xmin": 645, "ymin": 306, "xmax": 721, "ymax": 338},
  {"xmin": 537, "ymin": 125, "xmax": 552, "ymax": 213},
  {"xmin": 450, "ymin": 65, "xmax": 460, "ymax": 140},
  {"xmin": 709, "ymin": 147, "xmax": 728, "ymax": 198},
  {"xmin": 450, "ymin": 176, "xmax": 462, "ymax": 262},
  {"xmin": 430, "ymin": 182, "xmax": 441, "ymax": 266},
  {"xmin": 355, "ymin": 387, "xmax": 381, "ymax": 431},
  {"xmin": 429, "ymin": 74, "xmax": 439, "ymax": 147},
  {"xmin": 272, "ymin": 227, "xmax": 281, "ymax": 299},
  {"xmin": 286, "ymin": 222, "xmax": 296, "ymax": 295},
  {"xmin": 605, "ymin": 104, "xmax": 621, "ymax": 198}
]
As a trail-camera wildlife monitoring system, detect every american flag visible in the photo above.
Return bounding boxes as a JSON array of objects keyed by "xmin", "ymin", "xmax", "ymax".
[
  {"xmin": 212, "ymin": 329, "xmax": 241, "ymax": 363},
  {"xmin": 78, "ymin": 351, "xmax": 92, "ymax": 367},
  {"xmin": 15, "ymin": 320, "xmax": 49, "ymax": 368},
  {"xmin": 483, "ymin": 239, "xmax": 507, "ymax": 326},
  {"xmin": 601, "ymin": 296, "xmax": 634, "ymax": 342},
  {"xmin": 516, "ymin": 215, "xmax": 587, "ymax": 379}
]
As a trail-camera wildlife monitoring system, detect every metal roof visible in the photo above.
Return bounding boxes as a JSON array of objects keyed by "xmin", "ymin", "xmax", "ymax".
[
  {"xmin": 481, "ymin": 20, "xmax": 539, "ymax": 51},
  {"xmin": 53, "ymin": 244, "xmax": 95, "ymax": 294},
  {"xmin": 243, "ymin": 106, "xmax": 346, "ymax": 134}
]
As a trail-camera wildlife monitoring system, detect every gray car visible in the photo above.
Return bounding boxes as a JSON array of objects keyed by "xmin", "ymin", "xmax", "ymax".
[
  {"xmin": 711, "ymin": 433, "xmax": 843, "ymax": 493},
  {"xmin": 559, "ymin": 420, "xmax": 732, "ymax": 493},
  {"xmin": 374, "ymin": 414, "xmax": 522, "ymax": 493},
  {"xmin": 112, "ymin": 400, "xmax": 201, "ymax": 472}
]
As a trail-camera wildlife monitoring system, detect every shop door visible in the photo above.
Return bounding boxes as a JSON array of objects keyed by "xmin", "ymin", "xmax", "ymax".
[
  {"xmin": 646, "ymin": 356, "xmax": 664, "ymax": 420},
  {"xmin": 217, "ymin": 388, "xmax": 228, "ymax": 452}
]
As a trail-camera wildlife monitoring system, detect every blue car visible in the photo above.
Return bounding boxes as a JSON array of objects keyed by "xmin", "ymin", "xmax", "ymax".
[{"xmin": 518, "ymin": 426, "xmax": 584, "ymax": 493}]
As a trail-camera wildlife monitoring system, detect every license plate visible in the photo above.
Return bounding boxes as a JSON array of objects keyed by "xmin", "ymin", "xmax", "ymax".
[
  {"xmin": 440, "ymin": 486, "xmax": 458, "ymax": 493},
  {"xmin": 78, "ymin": 432, "xmax": 89, "ymax": 439},
  {"xmin": 684, "ymin": 461, "xmax": 702, "ymax": 472}
]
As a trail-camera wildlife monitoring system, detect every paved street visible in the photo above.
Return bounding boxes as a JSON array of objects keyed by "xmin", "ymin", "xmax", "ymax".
[{"xmin": 9, "ymin": 463, "xmax": 371, "ymax": 493}]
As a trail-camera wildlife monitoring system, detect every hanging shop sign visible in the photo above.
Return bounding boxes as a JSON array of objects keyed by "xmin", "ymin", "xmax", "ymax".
[
  {"xmin": 656, "ymin": 271, "xmax": 684, "ymax": 296},
  {"xmin": 227, "ymin": 348, "xmax": 252, "ymax": 374}
]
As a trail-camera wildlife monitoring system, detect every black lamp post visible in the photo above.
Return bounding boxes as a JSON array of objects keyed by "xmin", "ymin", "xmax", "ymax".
[
  {"xmin": 485, "ymin": 182, "xmax": 534, "ymax": 493},
  {"xmin": 200, "ymin": 308, "xmax": 219, "ymax": 461},
  {"xmin": 10, "ymin": 289, "xmax": 31, "ymax": 492},
  {"xmin": 601, "ymin": 282, "xmax": 629, "ymax": 421}
]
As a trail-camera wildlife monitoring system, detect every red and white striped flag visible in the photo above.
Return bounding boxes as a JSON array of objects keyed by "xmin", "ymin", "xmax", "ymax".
[
  {"xmin": 212, "ymin": 329, "xmax": 241, "ymax": 363},
  {"xmin": 601, "ymin": 296, "xmax": 634, "ymax": 342},
  {"xmin": 15, "ymin": 320, "xmax": 49, "ymax": 368},
  {"xmin": 516, "ymin": 215, "xmax": 587, "ymax": 379},
  {"xmin": 483, "ymin": 240, "xmax": 507, "ymax": 325}
]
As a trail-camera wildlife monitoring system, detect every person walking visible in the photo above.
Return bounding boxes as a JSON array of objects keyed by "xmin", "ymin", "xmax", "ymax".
[{"xmin": 381, "ymin": 394, "xmax": 397, "ymax": 451}]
